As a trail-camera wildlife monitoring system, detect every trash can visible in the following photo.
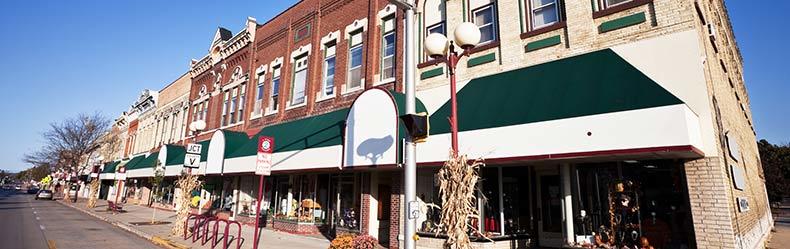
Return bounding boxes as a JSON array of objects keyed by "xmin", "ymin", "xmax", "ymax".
[{"xmin": 258, "ymin": 213, "xmax": 268, "ymax": 228}]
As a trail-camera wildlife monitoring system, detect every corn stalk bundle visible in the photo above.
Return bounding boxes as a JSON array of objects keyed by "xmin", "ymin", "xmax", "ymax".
[
  {"xmin": 438, "ymin": 152, "xmax": 485, "ymax": 249},
  {"xmin": 86, "ymin": 178, "xmax": 100, "ymax": 208},
  {"xmin": 171, "ymin": 173, "xmax": 201, "ymax": 236}
]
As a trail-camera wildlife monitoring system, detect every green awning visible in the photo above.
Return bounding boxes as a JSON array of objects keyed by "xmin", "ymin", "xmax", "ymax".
[
  {"xmin": 227, "ymin": 108, "xmax": 348, "ymax": 158},
  {"xmin": 198, "ymin": 140, "xmax": 210, "ymax": 162},
  {"xmin": 121, "ymin": 155, "xmax": 146, "ymax": 170},
  {"xmin": 221, "ymin": 130, "xmax": 250, "ymax": 158},
  {"xmin": 134, "ymin": 152, "xmax": 160, "ymax": 169},
  {"xmin": 162, "ymin": 145, "xmax": 186, "ymax": 166},
  {"xmin": 428, "ymin": 48, "xmax": 683, "ymax": 134},
  {"xmin": 101, "ymin": 161, "xmax": 121, "ymax": 173}
]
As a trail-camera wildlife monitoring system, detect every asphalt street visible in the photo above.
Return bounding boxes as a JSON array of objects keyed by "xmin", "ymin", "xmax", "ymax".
[{"xmin": 0, "ymin": 189, "xmax": 161, "ymax": 249}]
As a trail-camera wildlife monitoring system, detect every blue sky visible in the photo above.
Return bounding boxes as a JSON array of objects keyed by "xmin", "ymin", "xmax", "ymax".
[{"xmin": 0, "ymin": 1, "xmax": 787, "ymax": 172}]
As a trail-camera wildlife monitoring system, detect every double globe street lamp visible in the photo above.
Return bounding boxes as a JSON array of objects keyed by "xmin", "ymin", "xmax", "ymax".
[{"xmin": 424, "ymin": 22, "xmax": 481, "ymax": 155}]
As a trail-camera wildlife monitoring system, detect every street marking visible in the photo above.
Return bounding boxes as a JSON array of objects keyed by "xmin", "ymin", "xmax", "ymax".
[
  {"xmin": 36, "ymin": 217, "xmax": 40, "ymax": 220},
  {"xmin": 40, "ymin": 225, "xmax": 46, "ymax": 230}
]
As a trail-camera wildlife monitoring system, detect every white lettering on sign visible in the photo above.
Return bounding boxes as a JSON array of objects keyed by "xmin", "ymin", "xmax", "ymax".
[
  {"xmin": 184, "ymin": 154, "xmax": 201, "ymax": 168},
  {"xmin": 186, "ymin": 143, "xmax": 202, "ymax": 154}
]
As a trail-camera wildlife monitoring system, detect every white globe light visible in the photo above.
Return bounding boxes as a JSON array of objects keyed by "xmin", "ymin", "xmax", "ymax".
[
  {"xmin": 424, "ymin": 33, "xmax": 449, "ymax": 58},
  {"xmin": 194, "ymin": 120, "xmax": 207, "ymax": 131},
  {"xmin": 189, "ymin": 122, "xmax": 196, "ymax": 132},
  {"xmin": 454, "ymin": 22, "xmax": 481, "ymax": 48}
]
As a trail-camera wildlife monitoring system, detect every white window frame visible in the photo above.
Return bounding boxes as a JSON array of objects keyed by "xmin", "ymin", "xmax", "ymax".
[
  {"xmin": 346, "ymin": 30, "xmax": 364, "ymax": 93},
  {"xmin": 319, "ymin": 42, "xmax": 337, "ymax": 101},
  {"xmin": 602, "ymin": 0, "xmax": 632, "ymax": 9},
  {"xmin": 267, "ymin": 65, "xmax": 281, "ymax": 115},
  {"xmin": 379, "ymin": 16, "xmax": 396, "ymax": 83},
  {"xmin": 221, "ymin": 91, "xmax": 230, "ymax": 126},
  {"xmin": 473, "ymin": 3, "xmax": 498, "ymax": 45},
  {"xmin": 528, "ymin": 0, "xmax": 560, "ymax": 30},
  {"xmin": 252, "ymin": 72, "xmax": 265, "ymax": 118},
  {"xmin": 288, "ymin": 55, "xmax": 309, "ymax": 108},
  {"xmin": 238, "ymin": 83, "xmax": 246, "ymax": 122}
]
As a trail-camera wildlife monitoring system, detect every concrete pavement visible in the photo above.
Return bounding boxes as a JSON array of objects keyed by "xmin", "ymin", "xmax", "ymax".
[
  {"xmin": 0, "ymin": 189, "xmax": 159, "ymax": 249},
  {"xmin": 768, "ymin": 199, "xmax": 790, "ymax": 249},
  {"xmin": 59, "ymin": 197, "xmax": 330, "ymax": 249}
]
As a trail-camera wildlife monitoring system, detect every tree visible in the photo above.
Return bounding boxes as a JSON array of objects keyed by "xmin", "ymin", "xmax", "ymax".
[
  {"xmin": 15, "ymin": 164, "xmax": 51, "ymax": 183},
  {"xmin": 24, "ymin": 113, "xmax": 110, "ymax": 176},
  {"xmin": 150, "ymin": 162, "xmax": 165, "ymax": 224},
  {"xmin": 757, "ymin": 139, "xmax": 790, "ymax": 203}
]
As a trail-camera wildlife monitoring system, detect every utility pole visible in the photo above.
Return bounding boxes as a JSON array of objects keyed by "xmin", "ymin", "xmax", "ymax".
[{"xmin": 389, "ymin": 1, "xmax": 418, "ymax": 248}]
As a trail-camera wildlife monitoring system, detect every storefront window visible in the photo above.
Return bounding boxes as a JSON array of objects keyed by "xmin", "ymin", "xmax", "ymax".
[
  {"xmin": 574, "ymin": 161, "xmax": 693, "ymax": 249},
  {"xmin": 333, "ymin": 173, "xmax": 361, "ymax": 231},
  {"xmin": 417, "ymin": 168, "xmax": 441, "ymax": 234},
  {"xmin": 502, "ymin": 167, "xmax": 531, "ymax": 235},
  {"xmin": 481, "ymin": 168, "xmax": 501, "ymax": 235}
]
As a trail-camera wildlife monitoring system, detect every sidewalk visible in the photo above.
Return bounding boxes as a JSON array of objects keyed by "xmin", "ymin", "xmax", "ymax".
[
  {"xmin": 58, "ymin": 198, "xmax": 330, "ymax": 249},
  {"xmin": 767, "ymin": 199, "xmax": 790, "ymax": 249}
]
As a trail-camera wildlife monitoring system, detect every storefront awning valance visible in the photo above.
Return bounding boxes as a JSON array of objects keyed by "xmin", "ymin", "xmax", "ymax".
[
  {"xmin": 122, "ymin": 155, "xmax": 146, "ymax": 170},
  {"xmin": 157, "ymin": 144, "xmax": 186, "ymax": 176},
  {"xmin": 416, "ymin": 48, "xmax": 703, "ymax": 164},
  {"xmin": 428, "ymin": 49, "xmax": 683, "ymax": 135},
  {"xmin": 160, "ymin": 144, "xmax": 186, "ymax": 166},
  {"xmin": 101, "ymin": 161, "xmax": 121, "ymax": 173},
  {"xmin": 206, "ymin": 130, "xmax": 250, "ymax": 174},
  {"xmin": 222, "ymin": 108, "xmax": 348, "ymax": 173}
]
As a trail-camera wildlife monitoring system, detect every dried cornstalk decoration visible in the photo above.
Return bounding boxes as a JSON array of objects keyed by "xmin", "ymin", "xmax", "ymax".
[
  {"xmin": 86, "ymin": 178, "xmax": 100, "ymax": 208},
  {"xmin": 171, "ymin": 172, "xmax": 201, "ymax": 236},
  {"xmin": 438, "ymin": 152, "xmax": 487, "ymax": 249}
]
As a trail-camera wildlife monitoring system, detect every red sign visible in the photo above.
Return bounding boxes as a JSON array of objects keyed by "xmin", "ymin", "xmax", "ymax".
[{"xmin": 258, "ymin": 136, "xmax": 274, "ymax": 153}]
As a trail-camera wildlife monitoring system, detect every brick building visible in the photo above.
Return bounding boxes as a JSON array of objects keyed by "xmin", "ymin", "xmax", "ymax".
[{"xmin": 99, "ymin": 0, "xmax": 771, "ymax": 248}]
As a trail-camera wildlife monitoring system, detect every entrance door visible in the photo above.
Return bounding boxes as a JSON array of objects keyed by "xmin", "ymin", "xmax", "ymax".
[
  {"xmin": 536, "ymin": 171, "xmax": 563, "ymax": 247},
  {"xmin": 377, "ymin": 184, "xmax": 391, "ymax": 245}
]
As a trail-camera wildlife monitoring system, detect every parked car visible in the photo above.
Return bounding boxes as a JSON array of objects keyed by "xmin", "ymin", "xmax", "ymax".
[
  {"xmin": 27, "ymin": 188, "xmax": 40, "ymax": 194},
  {"xmin": 14, "ymin": 185, "xmax": 22, "ymax": 190},
  {"xmin": 35, "ymin": 190, "xmax": 53, "ymax": 200}
]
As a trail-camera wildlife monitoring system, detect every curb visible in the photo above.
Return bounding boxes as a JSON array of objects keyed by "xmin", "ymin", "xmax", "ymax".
[{"xmin": 56, "ymin": 200, "xmax": 191, "ymax": 249}]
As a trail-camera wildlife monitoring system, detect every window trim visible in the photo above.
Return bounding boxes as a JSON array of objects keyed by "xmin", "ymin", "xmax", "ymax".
[
  {"xmin": 289, "ymin": 55, "xmax": 309, "ymax": 107},
  {"xmin": 592, "ymin": 0, "xmax": 652, "ymax": 19},
  {"xmin": 471, "ymin": 3, "xmax": 499, "ymax": 46},
  {"xmin": 346, "ymin": 31, "xmax": 365, "ymax": 94},
  {"xmin": 379, "ymin": 16, "xmax": 396, "ymax": 82},
  {"xmin": 528, "ymin": 0, "xmax": 561, "ymax": 30},
  {"xmin": 320, "ymin": 42, "xmax": 337, "ymax": 100},
  {"xmin": 269, "ymin": 66, "xmax": 281, "ymax": 113}
]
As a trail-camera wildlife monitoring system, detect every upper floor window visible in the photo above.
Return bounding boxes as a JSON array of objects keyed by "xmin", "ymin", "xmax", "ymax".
[
  {"xmin": 221, "ymin": 91, "xmax": 230, "ymax": 126},
  {"xmin": 254, "ymin": 72, "xmax": 265, "ymax": 116},
  {"xmin": 473, "ymin": 3, "xmax": 498, "ymax": 44},
  {"xmin": 602, "ymin": 0, "xmax": 631, "ymax": 9},
  {"xmin": 381, "ymin": 16, "xmax": 396, "ymax": 81},
  {"xmin": 270, "ymin": 66, "xmax": 281, "ymax": 112},
  {"xmin": 238, "ymin": 84, "xmax": 246, "ymax": 121},
  {"xmin": 290, "ymin": 55, "xmax": 308, "ymax": 106},
  {"xmin": 528, "ymin": 0, "xmax": 561, "ymax": 30},
  {"xmin": 347, "ymin": 31, "xmax": 364, "ymax": 91},
  {"xmin": 322, "ymin": 43, "xmax": 336, "ymax": 97},
  {"xmin": 423, "ymin": 0, "xmax": 446, "ymax": 62}
]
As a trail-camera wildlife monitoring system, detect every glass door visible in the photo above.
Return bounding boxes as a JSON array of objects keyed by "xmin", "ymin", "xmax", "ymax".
[{"xmin": 536, "ymin": 170, "xmax": 563, "ymax": 247}]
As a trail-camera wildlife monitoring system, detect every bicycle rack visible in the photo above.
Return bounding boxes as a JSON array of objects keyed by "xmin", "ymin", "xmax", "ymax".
[
  {"xmin": 184, "ymin": 214, "xmax": 203, "ymax": 240},
  {"xmin": 190, "ymin": 214, "xmax": 210, "ymax": 243},
  {"xmin": 209, "ymin": 219, "xmax": 230, "ymax": 248},
  {"xmin": 227, "ymin": 220, "xmax": 244, "ymax": 249}
]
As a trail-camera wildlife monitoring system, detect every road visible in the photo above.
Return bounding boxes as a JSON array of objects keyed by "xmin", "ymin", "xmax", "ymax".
[{"xmin": 0, "ymin": 189, "xmax": 161, "ymax": 249}]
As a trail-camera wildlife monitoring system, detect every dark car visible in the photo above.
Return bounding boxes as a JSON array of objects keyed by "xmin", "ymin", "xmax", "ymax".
[
  {"xmin": 27, "ymin": 188, "xmax": 40, "ymax": 194},
  {"xmin": 35, "ymin": 190, "xmax": 53, "ymax": 200}
]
